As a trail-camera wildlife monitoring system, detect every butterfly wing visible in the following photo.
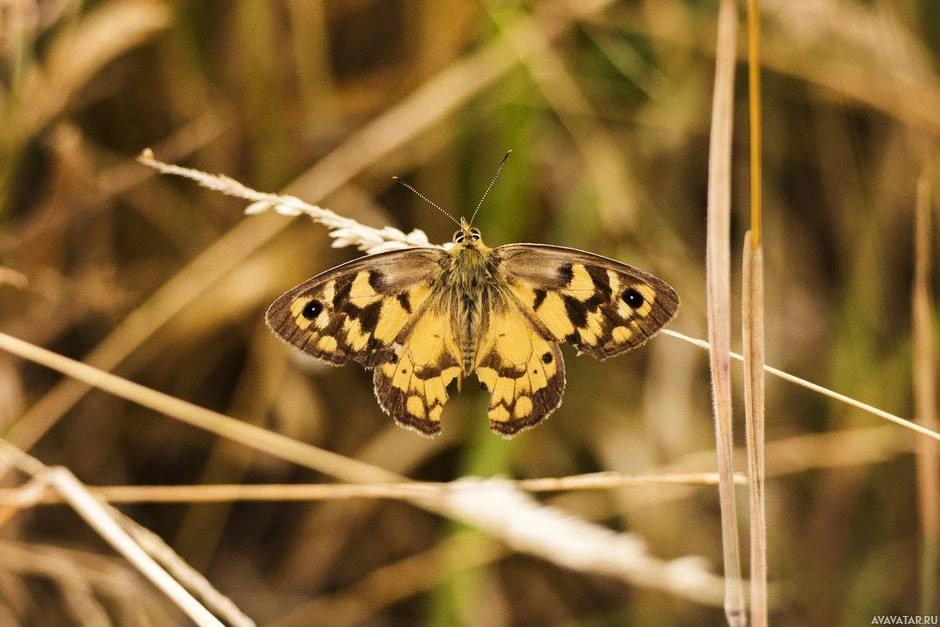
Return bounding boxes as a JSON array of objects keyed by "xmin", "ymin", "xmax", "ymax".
[
  {"xmin": 472, "ymin": 303, "xmax": 565, "ymax": 437},
  {"xmin": 372, "ymin": 304, "xmax": 463, "ymax": 437},
  {"xmin": 265, "ymin": 247, "xmax": 447, "ymax": 367},
  {"xmin": 494, "ymin": 244, "xmax": 679, "ymax": 360},
  {"xmin": 267, "ymin": 246, "xmax": 463, "ymax": 436}
]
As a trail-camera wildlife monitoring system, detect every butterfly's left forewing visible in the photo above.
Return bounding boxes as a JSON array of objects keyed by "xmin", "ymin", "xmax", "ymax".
[{"xmin": 495, "ymin": 244, "xmax": 679, "ymax": 360}]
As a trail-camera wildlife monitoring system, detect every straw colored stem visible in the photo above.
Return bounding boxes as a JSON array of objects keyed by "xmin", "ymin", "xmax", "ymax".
[
  {"xmin": 661, "ymin": 329, "xmax": 940, "ymax": 443},
  {"xmin": 747, "ymin": 0, "xmax": 762, "ymax": 249},
  {"xmin": 745, "ymin": 1, "xmax": 767, "ymax": 624},
  {"xmin": 913, "ymin": 164, "xmax": 938, "ymax": 615},
  {"xmin": 0, "ymin": 331, "xmax": 401, "ymax": 486},
  {"xmin": 0, "ymin": 472, "xmax": 744, "ymax": 507},
  {"xmin": 742, "ymin": 233, "xmax": 767, "ymax": 626},
  {"xmin": 706, "ymin": 0, "xmax": 745, "ymax": 623}
]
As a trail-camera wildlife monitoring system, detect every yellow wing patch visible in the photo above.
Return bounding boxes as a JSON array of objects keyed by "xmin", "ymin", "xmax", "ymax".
[
  {"xmin": 373, "ymin": 307, "xmax": 462, "ymax": 436},
  {"xmin": 473, "ymin": 306, "xmax": 565, "ymax": 437}
]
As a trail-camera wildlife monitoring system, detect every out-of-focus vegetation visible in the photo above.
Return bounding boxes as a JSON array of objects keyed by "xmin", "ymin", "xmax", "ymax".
[{"xmin": 1, "ymin": 0, "xmax": 938, "ymax": 625}]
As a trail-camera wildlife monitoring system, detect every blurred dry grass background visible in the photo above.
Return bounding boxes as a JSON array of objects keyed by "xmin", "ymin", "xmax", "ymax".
[{"xmin": 1, "ymin": 0, "xmax": 938, "ymax": 625}]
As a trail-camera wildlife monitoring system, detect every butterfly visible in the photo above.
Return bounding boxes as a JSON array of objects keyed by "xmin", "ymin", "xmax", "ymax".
[{"xmin": 266, "ymin": 157, "xmax": 679, "ymax": 438}]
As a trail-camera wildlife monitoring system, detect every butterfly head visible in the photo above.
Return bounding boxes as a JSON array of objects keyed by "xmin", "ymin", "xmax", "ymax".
[{"xmin": 452, "ymin": 218, "xmax": 485, "ymax": 249}]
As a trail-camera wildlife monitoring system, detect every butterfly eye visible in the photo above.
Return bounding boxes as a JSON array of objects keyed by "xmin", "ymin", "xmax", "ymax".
[
  {"xmin": 469, "ymin": 228, "xmax": 481, "ymax": 241},
  {"xmin": 453, "ymin": 230, "xmax": 465, "ymax": 244}
]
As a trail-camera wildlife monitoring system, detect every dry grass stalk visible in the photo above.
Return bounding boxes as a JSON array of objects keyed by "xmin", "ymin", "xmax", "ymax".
[
  {"xmin": 1, "ymin": 424, "xmax": 922, "ymax": 512},
  {"xmin": 114, "ymin": 514, "xmax": 255, "ymax": 627},
  {"xmin": 0, "ymin": 441, "xmax": 231, "ymax": 627},
  {"xmin": 137, "ymin": 150, "xmax": 434, "ymax": 254},
  {"xmin": 0, "ymin": 331, "xmax": 728, "ymax": 605},
  {"xmin": 744, "ymin": 1, "xmax": 767, "ymax": 624},
  {"xmin": 662, "ymin": 329, "xmax": 940, "ymax": 443},
  {"xmin": 440, "ymin": 477, "xmax": 726, "ymax": 606},
  {"xmin": 0, "ymin": 331, "xmax": 401, "ymax": 485},
  {"xmin": 913, "ymin": 164, "xmax": 938, "ymax": 614},
  {"xmin": 743, "ymin": 233, "xmax": 766, "ymax": 626},
  {"xmin": 0, "ymin": 471, "xmax": 746, "ymax": 507},
  {"xmin": 705, "ymin": 0, "xmax": 745, "ymax": 623}
]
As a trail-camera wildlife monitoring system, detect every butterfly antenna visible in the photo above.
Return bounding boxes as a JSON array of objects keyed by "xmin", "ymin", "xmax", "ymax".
[
  {"xmin": 391, "ymin": 176, "xmax": 461, "ymax": 227},
  {"xmin": 469, "ymin": 149, "xmax": 512, "ymax": 226}
]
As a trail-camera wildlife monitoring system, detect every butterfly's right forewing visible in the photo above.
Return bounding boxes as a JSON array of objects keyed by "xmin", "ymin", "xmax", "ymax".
[{"xmin": 495, "ymin": 244, "xmax": 679, "ymax": 360}]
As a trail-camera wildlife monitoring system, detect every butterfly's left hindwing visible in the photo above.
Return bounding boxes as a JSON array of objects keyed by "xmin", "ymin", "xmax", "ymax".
[
  {"xmin": 265, "ymin": 248, "xmax": 447, "ymax": 367},
  {"xmin": 472, "ymin": 308, "xmax": 565, "ymax": 437},
  {"xmin": 494, "ymin": 244, "xmax": 679, "ymax": 360}
]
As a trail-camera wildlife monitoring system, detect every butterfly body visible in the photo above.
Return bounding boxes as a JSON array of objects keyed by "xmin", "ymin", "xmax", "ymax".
[
  {"xmin": 267, "ymin": 219, "xmax": 678, "ymax": 438},
  {"xmin": 438, "ymin": 232, "xmax": 494, "ymax": 370}
]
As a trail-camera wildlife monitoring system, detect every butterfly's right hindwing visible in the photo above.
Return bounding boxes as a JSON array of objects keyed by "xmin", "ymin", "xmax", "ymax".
[
  {"xmin": 472, "ymin": 307, "xmax": 566, "ymax": 437},
  {"xmin": 265, "ymin": 248, "xmax": 447, "ymax": 367}
]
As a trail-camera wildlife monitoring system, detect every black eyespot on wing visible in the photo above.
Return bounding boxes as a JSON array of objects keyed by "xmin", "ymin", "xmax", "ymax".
[
  {"xmin": 541, "ymin": 352, "xmax": 553, "ymax": 364},
  {"xmin": 302, "ymin": 300, "xmax": 323, "ymax": 320},
  {"xmin": 622, "ymin": 287, "xmax": 644, "ymax": 309}
]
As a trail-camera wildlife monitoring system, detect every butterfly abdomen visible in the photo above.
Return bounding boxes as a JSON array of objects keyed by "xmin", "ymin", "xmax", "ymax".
[{"xmin": 444, "ymin": 246, "xmax": 506, "ymax": 372}]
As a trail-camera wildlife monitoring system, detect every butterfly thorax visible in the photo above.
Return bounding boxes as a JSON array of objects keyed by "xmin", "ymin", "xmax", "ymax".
[{"xmin": 439, "ymin": 237, "xmax": 505, "ymax": 372}]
